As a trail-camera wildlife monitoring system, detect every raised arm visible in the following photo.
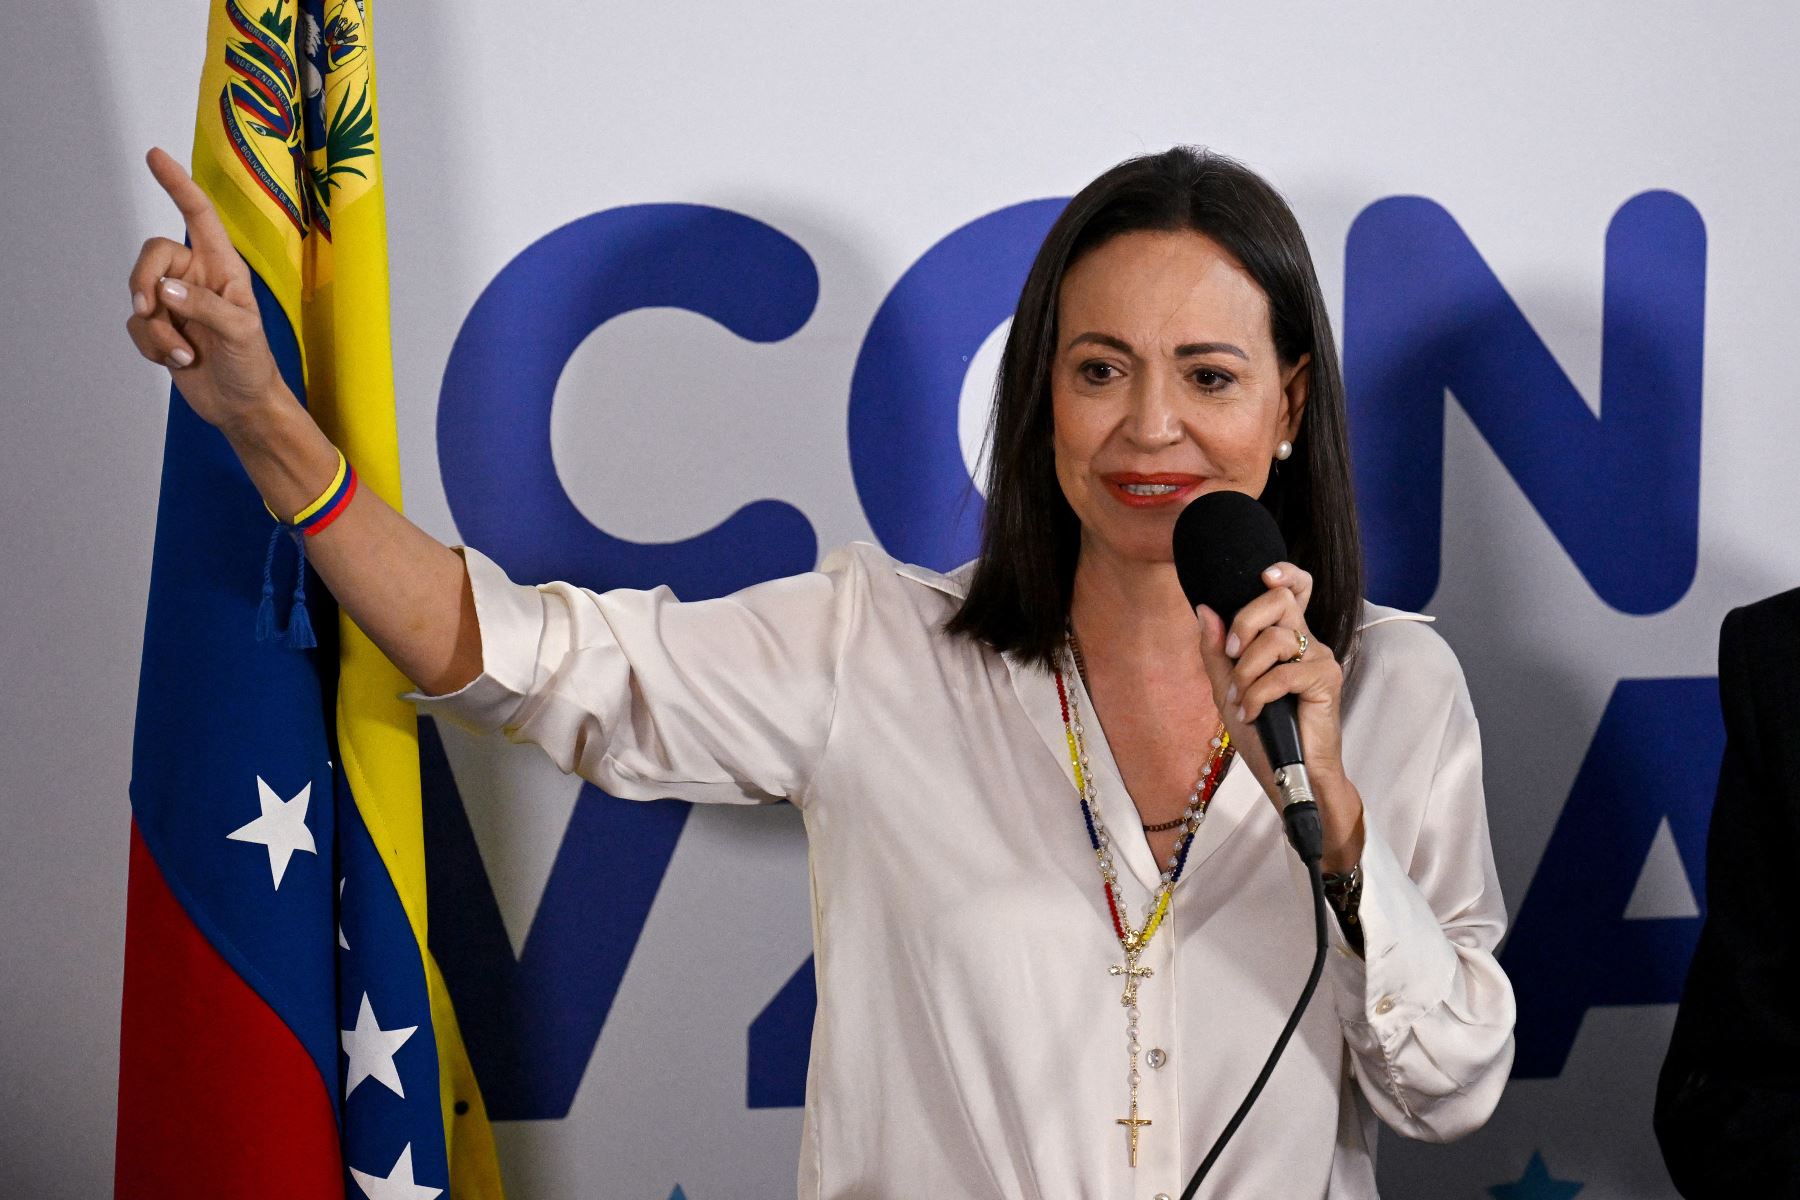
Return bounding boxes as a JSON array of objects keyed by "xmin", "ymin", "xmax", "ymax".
[{"xmin": 125, "ymin": 148, "xmax": 479, "ymax": 695}]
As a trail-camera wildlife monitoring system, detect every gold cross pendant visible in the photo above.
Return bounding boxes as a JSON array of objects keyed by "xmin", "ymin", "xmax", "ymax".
[
  {"xmin": 1109, "ymin": 958, "xmax": 1154, "ymax": 1007},
  {"xmin": 1116, "ymin": 1112, "xmax": 1152, "ymax": 1167}
]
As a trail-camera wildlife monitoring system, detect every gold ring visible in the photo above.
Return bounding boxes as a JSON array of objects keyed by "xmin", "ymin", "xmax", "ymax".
[{"xmin": 1289, "ymin": 630, "xmax": 1309, "ymax": 663}]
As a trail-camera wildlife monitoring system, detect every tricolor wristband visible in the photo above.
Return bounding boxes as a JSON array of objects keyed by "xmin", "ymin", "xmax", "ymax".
[
  {"xmin": 255, "ymin": 448, "xmax": 355, "ymax": 650},
  {"xmin": 266, "ymin": 449, "xmax": 358, "ymax": 535}
]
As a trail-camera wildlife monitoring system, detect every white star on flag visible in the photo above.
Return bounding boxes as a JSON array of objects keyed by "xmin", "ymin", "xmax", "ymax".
[
  {"xmin": 342, "ymin": 992, "xmax": 417, "ymax": 1099},
  {"xmin": 338, "ymin": 878, "xmax": 350, "ymax": 950},
  {"xmin": 227, "ymin": 777, "xmax": 317, "ymax": 889},
  {"xmin": 349, "ymin": 1143, "xmax": 443, "ymax": 1200}
]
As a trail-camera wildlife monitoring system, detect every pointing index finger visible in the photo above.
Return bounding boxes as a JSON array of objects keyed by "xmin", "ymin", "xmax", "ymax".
[{"xmin": 145, "ymin": 147, "xmax": 236, "ymax": 260}]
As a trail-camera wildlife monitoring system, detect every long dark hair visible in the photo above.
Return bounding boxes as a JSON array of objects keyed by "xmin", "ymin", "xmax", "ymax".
[{"xmin": 946, "ymin": 146, "xmax": 1365, "ymax": 669}]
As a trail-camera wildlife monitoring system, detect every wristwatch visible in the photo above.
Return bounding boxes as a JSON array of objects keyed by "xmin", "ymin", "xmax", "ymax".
[{"xmin": 1322, "ymin": 863, "xmax": 1364, "ymax": 955}]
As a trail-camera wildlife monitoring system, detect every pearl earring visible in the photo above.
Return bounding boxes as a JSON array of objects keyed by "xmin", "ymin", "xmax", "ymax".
[{"xmin": 1275, "ymin": 440, "xmax": 1293, "ymax": 461}]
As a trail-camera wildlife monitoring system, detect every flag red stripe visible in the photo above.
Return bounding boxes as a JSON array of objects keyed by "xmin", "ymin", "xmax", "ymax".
[{"xmin": 115, "ymin": 821, "xmax": 345, "ymax": 1199}]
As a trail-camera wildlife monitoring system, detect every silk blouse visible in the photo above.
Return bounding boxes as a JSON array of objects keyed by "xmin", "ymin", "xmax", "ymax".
[{"xmin": 406, "ymin": 540, "xmax": 1516, "ymax": 1200}]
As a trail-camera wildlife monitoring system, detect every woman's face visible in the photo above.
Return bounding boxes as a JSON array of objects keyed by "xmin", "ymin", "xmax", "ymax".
[{"xmin": 1051, "ymin": 228, "xmax": 1309, "ymax": 569}]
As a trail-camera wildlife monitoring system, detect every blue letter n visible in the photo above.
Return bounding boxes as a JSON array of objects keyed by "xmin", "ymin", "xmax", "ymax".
[{"xmin": 1344, "ymin": 192, "xmax": 1705, "ymax": 615}]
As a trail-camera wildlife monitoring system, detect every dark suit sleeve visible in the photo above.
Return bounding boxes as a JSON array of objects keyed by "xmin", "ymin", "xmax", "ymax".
[{"xmin": 1655, "ymin": 597, "xmax": 1800, "ymax": 1197}]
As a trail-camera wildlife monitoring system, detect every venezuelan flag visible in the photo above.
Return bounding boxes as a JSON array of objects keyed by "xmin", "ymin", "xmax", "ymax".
[{"xmin": 116, "ymin": 2, "xmax": 504, "ymax": 1195}]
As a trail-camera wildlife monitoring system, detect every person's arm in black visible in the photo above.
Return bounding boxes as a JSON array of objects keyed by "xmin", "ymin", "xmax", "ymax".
[{"xmin": 1656, "ymin": 591, "xmax": 1800, "ymax": 1196}]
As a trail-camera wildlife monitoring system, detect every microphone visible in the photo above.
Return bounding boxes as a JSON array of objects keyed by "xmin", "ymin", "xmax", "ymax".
[
  {"xmin": 1172, "ymin": 490, "xmax": 1323, "ymax": 866},
  {"xmin": 1172, "ymin": 490, "xmax": 1333, "ymax": 1199}
]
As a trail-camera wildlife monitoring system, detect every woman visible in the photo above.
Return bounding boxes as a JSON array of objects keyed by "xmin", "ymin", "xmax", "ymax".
[{"xmin": 126, "ymin": 145, "xmax": 1514, "ymax": 1197}]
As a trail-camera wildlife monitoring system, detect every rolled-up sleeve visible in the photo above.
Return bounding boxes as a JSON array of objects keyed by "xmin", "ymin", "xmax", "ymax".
[
  {"xmin": 402, "ymin": 544, "xmax": 864, "ymax": 808},
  {"xmin": 1327, "ymin": 624, "xmax": 1516, "ymax": 1141}
]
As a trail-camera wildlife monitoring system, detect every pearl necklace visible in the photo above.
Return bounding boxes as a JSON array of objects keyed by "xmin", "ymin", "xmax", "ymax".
[{"xmin": 1054, "ymin": 636, "xmax": 1233, "ymax": 1169}]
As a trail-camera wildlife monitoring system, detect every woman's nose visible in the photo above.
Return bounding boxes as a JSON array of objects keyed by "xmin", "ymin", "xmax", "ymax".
[{"xmin": 1125, "ymin": 372, "xmax": 1184, "ymax": 448}]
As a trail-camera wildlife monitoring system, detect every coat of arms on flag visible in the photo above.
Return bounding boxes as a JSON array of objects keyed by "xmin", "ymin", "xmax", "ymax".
[{"xmin": 214, "ymin": 0, "xmax": 375, "ymax": 240}]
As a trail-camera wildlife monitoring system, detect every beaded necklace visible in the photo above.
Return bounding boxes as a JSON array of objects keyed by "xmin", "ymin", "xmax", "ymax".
[{"xmin": 1054, "ymin": 636, "xmax": 1234, "ymax": 1169}]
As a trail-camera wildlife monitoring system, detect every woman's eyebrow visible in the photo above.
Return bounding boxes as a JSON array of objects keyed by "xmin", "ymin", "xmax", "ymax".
[
  {"xmin": 1066, "ymin": 331, "xmax": 1135, "ymax": 354},
  {"xmin": 1064, "ymin": 332, "xmax": 1249, "ymax": 360},
  {"xmin": 1173, "ymin": 341, "xmax": 1249, "ymax": 360}
]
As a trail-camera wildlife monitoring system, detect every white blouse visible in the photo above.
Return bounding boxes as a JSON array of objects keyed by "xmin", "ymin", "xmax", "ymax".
[{"xmin": 407, "ymin": 541, "xmax": 1515, "ymax": 1200}]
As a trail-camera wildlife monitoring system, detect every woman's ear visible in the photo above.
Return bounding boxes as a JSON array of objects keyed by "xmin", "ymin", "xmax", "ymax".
[{"xmin": 1279, "ymin": 353, "xmax": 1312, "ymax": 444}]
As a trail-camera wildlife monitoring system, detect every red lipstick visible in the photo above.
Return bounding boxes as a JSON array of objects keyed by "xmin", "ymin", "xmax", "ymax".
[{"xmin": 1100, "ymin": 473, "xmax": 1205, "ymax": 508}]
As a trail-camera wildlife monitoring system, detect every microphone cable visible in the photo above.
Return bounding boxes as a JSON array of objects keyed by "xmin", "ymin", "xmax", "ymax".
[{"xmin": 1180, "ymin": 831, "xmax": 1328, "ymax": 1198}]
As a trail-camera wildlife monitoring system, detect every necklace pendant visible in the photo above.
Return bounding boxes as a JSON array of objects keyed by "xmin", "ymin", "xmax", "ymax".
[
  {"xmin": 1110, "ymin": 953, "xmax": 1154, "ymax": 1007},
  {"xmin": 1116, "ymin": 1108, "xmax": 1151, "ymax": 1167},
  {"xmin": 1055, "ymin": 649, "xmax": 1232, "ymax": 1173}
]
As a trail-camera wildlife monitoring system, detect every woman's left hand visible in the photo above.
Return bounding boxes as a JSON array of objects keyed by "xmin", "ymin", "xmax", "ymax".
[{"xmin": 1195, "ymin": 562, "xmax": 1364, "ymax": 874}]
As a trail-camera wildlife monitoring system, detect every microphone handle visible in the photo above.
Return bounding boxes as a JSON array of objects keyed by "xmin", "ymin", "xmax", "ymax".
[
  {"xmin": 1253, "ymin": 697, "xmax": 1324, "ymax": 865},
  {"xmin": 1253, "ymin": 695, "xmax": 1303, "ymax": 768}
]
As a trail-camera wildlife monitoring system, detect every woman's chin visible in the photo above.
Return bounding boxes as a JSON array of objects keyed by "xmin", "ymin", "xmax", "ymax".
[{"xmin": 1079, "ymin": 526, "xmax": 1180, "ymax": 569}]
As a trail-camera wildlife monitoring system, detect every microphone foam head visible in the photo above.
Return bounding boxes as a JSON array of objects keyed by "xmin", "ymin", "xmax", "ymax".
[{"xmin": 1172, "ymin": 490, "xmax": 1290, "ymax": 624}]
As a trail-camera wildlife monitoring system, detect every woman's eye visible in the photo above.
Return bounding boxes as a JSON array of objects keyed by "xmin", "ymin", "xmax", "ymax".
[
  {"xmin": 1080, "ymin": 361, "xmax": 1120, "ymax": 383},
  {"xmin": 1194, "ymin": 368, "xmax": 1234, "ymax": 391}
]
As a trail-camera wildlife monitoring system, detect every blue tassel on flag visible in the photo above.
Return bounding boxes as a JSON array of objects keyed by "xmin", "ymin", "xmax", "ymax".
[
  {"xmin": 255, "ymin": 522, "xmax": 282, "ymax": 643},
  {"xmin": 254, "ymin": 521, "xmax": 316, "ymax": 650},
  {"xmin": 283, "ymin": 530, "xmax": 317, "ymax": 649}
]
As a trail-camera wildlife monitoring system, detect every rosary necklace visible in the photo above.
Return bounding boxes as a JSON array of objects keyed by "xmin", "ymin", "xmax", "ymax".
[{"xmin": 1056, "ymin": 633, "xmax": 1234, "ymax": 1168}]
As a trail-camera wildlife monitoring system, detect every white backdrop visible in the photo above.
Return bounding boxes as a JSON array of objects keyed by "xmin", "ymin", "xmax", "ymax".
[{"xmin": 6, "ymin": 2, "xmax": 1800, "ymax": 1197}]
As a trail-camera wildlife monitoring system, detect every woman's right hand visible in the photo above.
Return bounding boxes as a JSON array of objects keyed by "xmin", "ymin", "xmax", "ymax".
[
  {"xmin": 125, "ymin": 148, "xmax": 285, "ymax": 434},
  {"xmin": 122, "ymin": 151, "xmax": 486, "ymax": 696}
]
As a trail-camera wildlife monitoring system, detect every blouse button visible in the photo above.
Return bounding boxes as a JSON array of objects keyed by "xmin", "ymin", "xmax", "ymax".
[
  {"xmin": 1145, "ymin": 1047, "xmax": 1168, "ymax": 1069},
  {"xmin": 1155, "ymin": 1194, "xmax": 1172, "ymax": 1200},
  {"xmin": 1374, "ymin": 995, "xmax": 1396, "ymax": 1015}
]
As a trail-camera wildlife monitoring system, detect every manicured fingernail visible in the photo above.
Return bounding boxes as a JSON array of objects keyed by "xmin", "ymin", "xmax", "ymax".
[
  {"xmin": 159, "ymin": 276, "xmax": 187, "ymax": 301},
  {"xmin": 133, "ymin": 291, "xmax": 150, "ymax": 316},
  {"xmin": 1265, "ymin": 566, "xmax": 1283, "ymax": 581},
  {"xmin": 168, "ymin": 347, "xmax": 193, "ymax": 368},
  {"xmin": 1235, "ymin": 705, "xmax": 1246, "ymax": 722},
  {"xmin": 1225, "ymin": 683, "xmax": 1238, "ymax": 705},
  {"xmin": 1225, "ymin": 633, "xmax": 1241, "ymax": 656}
]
